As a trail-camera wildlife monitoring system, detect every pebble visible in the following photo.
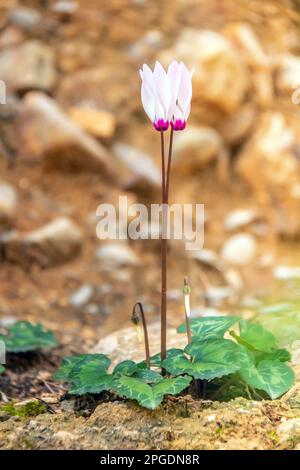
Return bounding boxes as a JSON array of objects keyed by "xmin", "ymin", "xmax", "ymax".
[
  {"xmin": 224, "ymin": 209, "xmax": 258, "ymax": 231},
  {"xmin": 273, "ymin": 266, "xmax": 300, "ymax": 280},
  {"xmin": 221, "ymin": 233, "xmax": 257, "ymax": 266},
  {"xmin": 0, "ymin": 182, "xmax": 17, "ymax": 227},
  {"xmin": 69, "ymin": 284, "xmax": 94, "ymax": 307},
  {"xmin": 96, "ymin": 242, "xmax": 140, "ymax": 268}
]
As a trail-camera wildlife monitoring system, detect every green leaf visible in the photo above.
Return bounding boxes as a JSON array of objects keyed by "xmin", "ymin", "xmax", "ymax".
[
  {"xmin": 140, "ymin": 349, "xmax": 184, "ymax": 367},
  {"xmin": 66, "ymin": 354, "xmax": 112, "ymax": 395},
  {"xmin": 239, "ymin": 360, "xmax": 295, "ymax": 399},
  {"xmin": 133, "ymin": 368, "xmax": 163, "ymax": 384},
  {"xmin": 54, "ymin": 354, "xmax": 110, "ymax": 382},
  {"xmin": 0, "ymin": 321, "xmax": 58, "ymax": 353},
  {"xmin": 238, "ymin": 320, "xmax": 277, "ymax": 353},
  {"xmin": 163, "ymin": 339, "xmax": 248, "ymax": 380},
  {"xmin": 254, "ymin": 348, "xmax": 291, "ymax": 364},
  {"xmin": 112, "ymin": 375, "xmax": 192, "ymax": 409},
  {"xmin": 178, "ymin": 316, "xmax": 239, "ymax": 340},
  {"xmin": 0, "ymin": 365, "xmax": 5, "ymax": 374},
  {"xmin": 113, "ymin": 360, "xmax": 138, "ymax": 376}
]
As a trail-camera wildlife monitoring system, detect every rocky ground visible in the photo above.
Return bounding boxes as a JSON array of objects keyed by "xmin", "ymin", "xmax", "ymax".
[{"xmin": 1, "ymin": 0, "xmax": 300, "ymax": 449}]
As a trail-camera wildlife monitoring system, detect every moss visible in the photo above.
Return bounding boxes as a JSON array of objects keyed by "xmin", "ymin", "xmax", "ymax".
[{"xmin": 0, "ymin": 400, "xmax": 47, "ymax": 418}]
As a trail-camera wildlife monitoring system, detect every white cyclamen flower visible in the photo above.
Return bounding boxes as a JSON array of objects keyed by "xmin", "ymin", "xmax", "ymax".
[{"xmin": 140, "ymin": 61, "xmax": 193, "ymax": 131}]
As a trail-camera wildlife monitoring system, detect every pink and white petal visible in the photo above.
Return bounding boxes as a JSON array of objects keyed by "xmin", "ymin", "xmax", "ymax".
[
  {"xmin": 178, "ymin": 62, "xmax": 192, "ymax": 112},
  {"xmin": 142, "ymin": 64, "xmax": 156, "ymax": 95},
  {"xmin": 153, "ymin": 61, "xmax": 172, "ymax": 114},
  {"xmin": 167, "ymin": 61, "xmax": 181, "ymax": 100},
  {"xmin": 155, "ymin": 100, "xmax": 166, "ymax": 122},
  {"xmin": 141, "ymin": 82, "xmax": 156, "ymax": 122}
]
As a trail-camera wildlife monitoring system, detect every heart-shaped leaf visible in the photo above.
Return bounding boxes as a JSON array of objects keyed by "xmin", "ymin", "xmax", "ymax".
[
  {"xmin": 178, "ymin": 316, "xmax": 239, "ymax": 340},
  {"xmin": 163, "ymin": 339, "xmax": 249, "ymax": 380},
  {"xmin": 67, "ymin": 354, "xmax": 113, "ymax": 395},
  {"xmin": 113, "ymin": 360, "xmax": 139, "ymax": 376},
  {"xmin": 54, "ymin": 354, "xmax": 110, "ymax": 382},
  {"xmin": 112, "ymin": 375, "xmax": 192, "ymax": 409},
  {"xmin": 238, "ymin": 320, "xmax": 277, "ymax": 353},
  {"xmin": 254, "ymin": 348, "xmax": 291, "ymax": 364},
  {"xmin": 0, "ymin": 321, "xmax": 58, "ymax": 353},
  {"xmin": 133, "ymin": 368, "xmax": 163, "ymax": 384},
  {"xmin": 0, "ymin": 365, "xmax": 5, "ymax": 374},
  {"xmin": 239, "ymin": 359, "xmax": 295, "ymax": 399},
  {"xmin": 140, "ymin": 348, "xmax": 182, "ymax": 367}
]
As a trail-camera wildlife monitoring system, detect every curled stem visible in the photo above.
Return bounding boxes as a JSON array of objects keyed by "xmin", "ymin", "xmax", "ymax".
[{"xmin": 131, "ymin": 302, "xmax": 150, "ymax": 368}]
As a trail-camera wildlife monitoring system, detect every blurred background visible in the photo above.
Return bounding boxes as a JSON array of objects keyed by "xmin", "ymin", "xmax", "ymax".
[{"xmin": 1, "ymin": 0, "xmax": 300, "ymax": 353}]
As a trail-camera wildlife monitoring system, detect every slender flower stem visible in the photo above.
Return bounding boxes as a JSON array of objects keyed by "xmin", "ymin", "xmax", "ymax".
[
  {"xmin": 160, "ymin": 130, "xmax": 167, "ymax": 363},
  {"xmin": 183, "ymin": 277, "xmax": 192, "ymax": 344},
  {"xmin": 131, "ymin": 302, "xmax": 150, "ymax": 367},
  {"xmin": 165, "ymin": 127, "xmax": 174, "ymax": 201}
]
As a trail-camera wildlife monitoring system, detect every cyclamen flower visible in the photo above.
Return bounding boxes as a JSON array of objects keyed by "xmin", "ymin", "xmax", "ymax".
[{"xmin": 140, "ymin": 61, "xmax": 193, "ymax": 131}]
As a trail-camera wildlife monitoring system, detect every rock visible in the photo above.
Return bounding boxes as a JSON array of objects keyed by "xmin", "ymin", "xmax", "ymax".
[
  {"xmin": 277, "ymin": 418, "xmax": 300, "ymax": 442},
  {"xmin": 92, "ymin": 323, "xmax": 187, "ymax": 366},
  {"xmin": 0, "ymin": 40, "xmax": 56, "ymax": 92},
  {"xmin": 224, "ymin": 208, "xmax": 259, "ymax": 231},
  {"xmin": 0, "ymin": 26, "xmax": 25, "ymax": 50},
  {"xmin": 160, "ymin": 29, "xmax": 249, "ymax": 113},
  {"xmin": 8, "ymin": 8, "xmax": 42, "ymax": 32},
  {"xmin": 57, "ymin": 66, "xmax": 132, "ymax": 122},
  {"xmin": 273, "ymin": 266, "xmax": 300, "ymax": 280},
  {"xmin": 68, "ymin": 106, "xmax": 116, "ymax": 140},
  {"xmin": 205, "ymin": 286, "xmax": 234, "ymax": 306},
  {"xmin": 17, "ymin": 92, "xmax": 117, "ymax": 178},
  {"xmin": 275, "ymin": 54, "xmax": 300, "ymax": 95},
  {"xmin": 189, "ymin": 248, "xmax": 219, "ymax": 269},
  {"xmin": 0, "ymin": 182, "xmax": 17, "ymax": 228},
  {"xmin": 172, "ymin": 126, "xmax": 227, "ymax": 175},
  {"xmin": 52, "ymin": 1, "xmax": 79, "ymax": 16},
  {"xmin": 69, "ymin": 284, "xmax": 94, "ymax": 307},
  {"xmin": 236, "ymin": 112, "xmax": 300, "ymax": 237},
  {"xmin": 127, "ymin": 30, "xmax": 163, "ymax": 61},
  {"xmin": 221, "ymin": 104, "xmax": 257, "ymax": 146},
  {"xmin": 224, "ymin": 23, "xmax": 273, "ymax": 105},
  {"xmin": 96, "ymin": 242, "xmax": 140, "ymax": 269},
  {"xmin": 221, "ymin": 233, "xmax": 256, "ymax": 266},
  {"xmin": 1, "ymin": 217, "xmax": 83, "ymax": 268},
  {"xmin": 112, "ymin": 143, "xmax": 160, "ymax": 193}
]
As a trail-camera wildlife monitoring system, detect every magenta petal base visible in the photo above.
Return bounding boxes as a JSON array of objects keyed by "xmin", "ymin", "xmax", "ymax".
[
  {"xmin": 171, "ymin": 120, "xmax": 186, "ymax": 131},
  {"xmin": 154, "ymin": 119, "xmax": 169, "ymax": 131}
]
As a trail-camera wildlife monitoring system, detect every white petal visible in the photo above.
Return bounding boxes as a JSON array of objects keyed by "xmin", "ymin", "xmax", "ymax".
[
  {"xmin": 167, "ymin": 61, "xmax": 182, "ymax": 100},
  {"xmin": 153, "ymin": 61, "xmax": 172, "ymax": 117},
  {"xmin": 177, "ymin": 62, "xmax": 192, "ymax": 115},
  {"xmin": 141, "ymin": 82, "xmax": 155, "ymax": 122},
  {"xmin": 142, "ymin": 64, "xmax": 156, "ymax": 95}
]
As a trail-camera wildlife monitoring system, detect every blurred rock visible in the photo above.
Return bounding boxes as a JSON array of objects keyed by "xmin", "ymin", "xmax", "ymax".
[
  {"xmin": 206, "ymin": 286, "xmax": 234, "ymax": 306},
  {"xmin": 189, "ymin": 249, "xmax": 220, "ymax": 270},
  {"xmin": 17, "ymin": 92, "xmax": 117, "ymax": 178},
  {"xmin": 273, "ymin": 266, "xmax": 300, "ymax": 280},
  {"xmin": 224, "ymin": 208, "xmax": 259, "ymax": 231},
  {"xmin": 52, "ymin": 1, "xmax": 79, "ymax": 16},
  {"xmin": 221, "ymin": 104, "xmax": 257, "ymax": 146},
  {"xmin": 221, "ymin": 233, "xmax": 256, "ymax": 266},
  {"xmin": 0, "ymin": 182, "xmax": 17, "ymax": 228},
  {"xmin": 0, "ymin": 26, "xmax": 24, "ymax": 50},
  {"xmin": 225, "ymin": 23, "xmax": 273, "ymax": 105},
  {"xmin": 275, "ymin": 54, "xmax": 300, "ymax": 95},
  {"xmin": 160, "ymin": 29, "xmax": 249, "ymax": 113},
  {"xmin": 112, "ymin": 143, "xmax": 160, "ymax": 193},
  {"xmin": 68, "ymin": 106, "xmax": 116, "ymax": 140},
  {"xmin": 172, "ymin": 126, "xmax": 226, "ymax": 175},
  {"xmin": 236, "ymin": 112, "xmax": 300, "ymax": 237},
  {"xmin": 1, "ymin": 217, "xmax": 83, "ymax": 267},
  {"xmin": 96, "ymin": 242, "xmax": 140, "ymax": 268},
  {"xmin": 8, "ymin": 8, "xmax": 42, "ymax": 32},
  {"xmin": 127, "ymin": 30, "xmax": 163, "ymax": 61},
  {"xmin": 0, "ymin": 40, "xmax": 56, "ymax": 92},
  {"xmin": 69, "ymin": 284, "xmax": 94, "ymax": 307},
  {"xmin": 57, "ymin": 66, "xmax": 132, "ymax": 122}
]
